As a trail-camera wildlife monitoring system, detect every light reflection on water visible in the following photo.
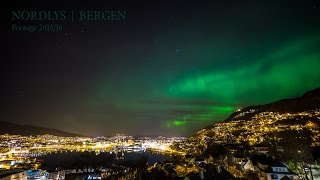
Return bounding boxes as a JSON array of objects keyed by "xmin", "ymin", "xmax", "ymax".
[{"xmin": 38, "ymin": 150, "xmax": 170, "ymax": 170}]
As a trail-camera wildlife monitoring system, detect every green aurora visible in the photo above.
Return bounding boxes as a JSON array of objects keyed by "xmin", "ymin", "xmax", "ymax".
[
  {"xmin": 163, "ymin": 36, "xmax": 320, "ymax": 130},
  {"xmin": 87, "ymin": 36, "xmax": 320, "ymax": 136},
  {"xmin": 167, "ymin": 37, "xmax": 320, "ymax": 102}
]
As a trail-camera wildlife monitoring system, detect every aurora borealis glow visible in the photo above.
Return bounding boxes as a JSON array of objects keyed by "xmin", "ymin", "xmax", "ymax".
[
  {"xmin": 167, "ymin": 37, "xmax": 320, "ymax": 102},
  {"xmin": 2, "ymin": 0, "xmax": 320, "ymax": 136}
]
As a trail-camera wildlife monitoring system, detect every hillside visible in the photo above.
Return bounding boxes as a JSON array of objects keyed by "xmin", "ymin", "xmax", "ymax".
[
  {"xmin": 0, "ymin": 121, "xmax": 83, "ymax": 137},
  {"xmin": 224, "ymin": 88, "xmax": 320, "ymax": 123},
  {"xmin": 194, "ymin": 88, "xmax": 320, "ymax": 148}
]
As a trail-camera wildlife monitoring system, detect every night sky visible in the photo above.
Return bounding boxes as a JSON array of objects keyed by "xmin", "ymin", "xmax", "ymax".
[{"xmin": 1, "ymin": 0, "xmax": 320, "ymax": 136}]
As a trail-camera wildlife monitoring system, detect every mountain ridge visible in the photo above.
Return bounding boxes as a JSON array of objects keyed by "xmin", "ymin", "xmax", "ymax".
[
  {"xmin": 224, "ymin": 87, "xmax": 320, "ymax": 123},
  {"xmin": 0, "ymin": 121, "xmax": 84, "ymax": 137}
]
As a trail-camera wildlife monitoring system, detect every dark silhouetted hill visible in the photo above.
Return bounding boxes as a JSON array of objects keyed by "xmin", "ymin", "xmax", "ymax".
[
  {"xmin": 224, "ymin": 88, "xmax": 320, "ymax": 122},
  {"xmin": 0, "ymin": 121, "xmax": 83, "ymax": 137}
]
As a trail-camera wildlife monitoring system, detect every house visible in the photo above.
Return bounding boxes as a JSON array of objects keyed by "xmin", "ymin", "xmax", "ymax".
[
  {"xmin": 232, "ymin": 154, "xmax": 246, "ymax": 164},
  {"xmin": 184, "ymin": 164, "xmax": 236, "ymax": 180},
  {"xmin": 242, "ymin": 159, "xmax": 254, "ymax": 171},
  {"xmin": 250, "ymin": 155, "xmax": 297, "ymax": 180},
  {"xmin": 254, "ymin": 145, "xmax": 269, "ymax": 154},
  {"xmin": 257, "ymin": 160, "xmax": 297, "ymax": 180},
  {"xmin": 205, "ymin": 155, "xmax": 214, "ymax": 164}
]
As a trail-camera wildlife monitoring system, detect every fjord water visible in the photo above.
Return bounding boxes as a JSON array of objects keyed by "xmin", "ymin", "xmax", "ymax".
[{"xmin": 39, "ymin": 151, "xmax": 169, "ymax": 170}]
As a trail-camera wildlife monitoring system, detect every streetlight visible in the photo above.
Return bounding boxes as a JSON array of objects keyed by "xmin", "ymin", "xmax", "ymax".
[{"xmin": 297, "ymin": 150, "xmax": 308, "ymax": 180}]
